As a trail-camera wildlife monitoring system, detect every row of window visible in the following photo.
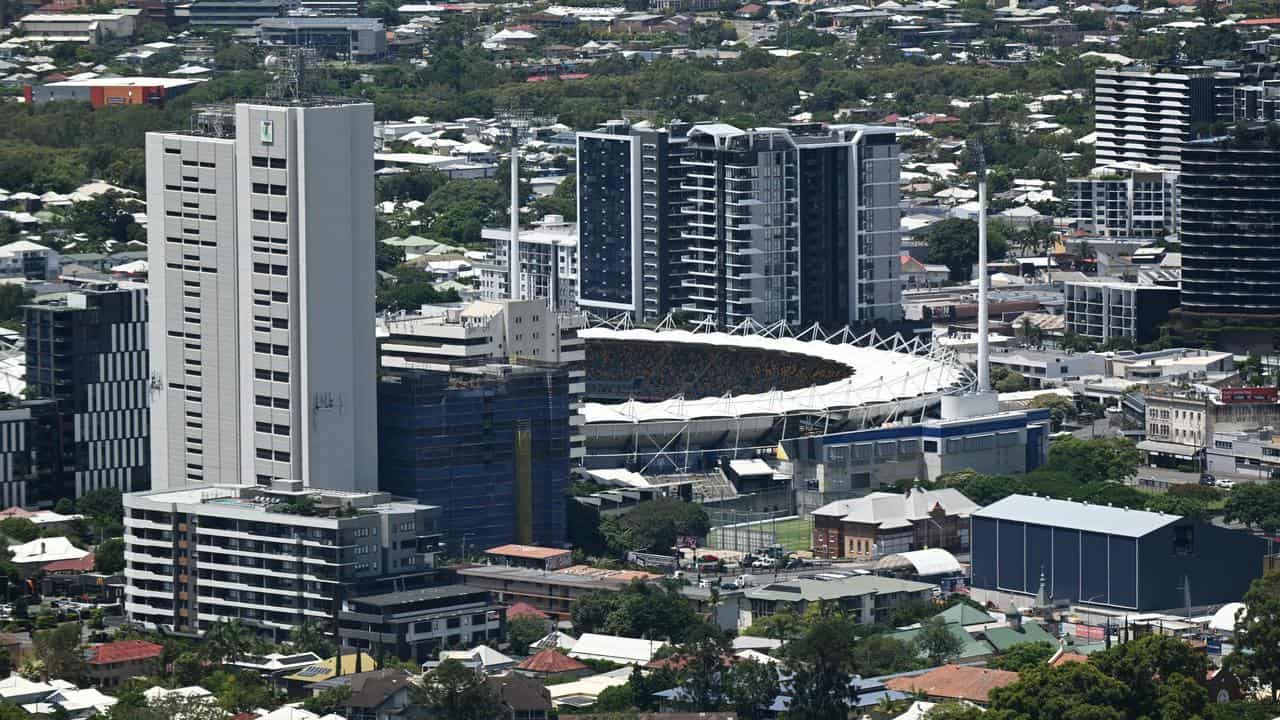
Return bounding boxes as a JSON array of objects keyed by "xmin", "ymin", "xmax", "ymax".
[
  {"xmin": 255, "ymin": 448, "xmax": 291, "ymax": 462},
  {"xmin": 252, "ymin": 210, "xmax": 288, "ymax": 222},
  {"xmin": 252, "ymin": 156, "xmax": 288, "ymax": 169},
  {"xmin": 255, "ymin": 422, "xmax": 290, "ymax": 437},
  {"xmin": 254, "ymin": 342, "xmax": 289, "ymax": 356},
  {"xmin": 255, "ymin": 395, "xmax": 290, "ymax": 409}
]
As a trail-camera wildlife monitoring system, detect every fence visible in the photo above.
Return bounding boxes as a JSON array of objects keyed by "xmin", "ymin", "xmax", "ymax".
[{"xmin": 705, "ymin": 508, "xmax": 811, "ymax": 553}]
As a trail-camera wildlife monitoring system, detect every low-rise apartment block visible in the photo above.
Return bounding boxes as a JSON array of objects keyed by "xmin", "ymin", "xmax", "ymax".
[{"xmin": 123, "ymin": 482, "xmax": 441, "ymax": 641}]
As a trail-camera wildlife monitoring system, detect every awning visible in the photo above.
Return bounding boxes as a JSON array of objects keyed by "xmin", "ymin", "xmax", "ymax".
[{"xmin": 1136, "ymin": 440, "xmax": 1196, "ymax": 460}]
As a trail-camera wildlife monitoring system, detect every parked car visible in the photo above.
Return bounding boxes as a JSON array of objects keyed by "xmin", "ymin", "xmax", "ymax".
[
  {"xmin": 1199, "ymin": 473, "xmax": 1216, "ymax": 486},
  {"xmin": 1215, "ymin": 478, "xmax": 1237, "ymax": 490}
]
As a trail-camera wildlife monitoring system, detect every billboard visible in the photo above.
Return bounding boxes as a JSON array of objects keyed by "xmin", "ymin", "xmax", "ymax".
[{"xmin": 1220, "ymin": 387, "xmax": 1278, "ymax": 404}]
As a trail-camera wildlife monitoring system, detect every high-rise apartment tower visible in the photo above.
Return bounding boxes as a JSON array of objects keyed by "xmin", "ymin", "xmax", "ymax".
[{"xmin": 146, "ymin": 100, "xmax": 377, "ymax": 491}]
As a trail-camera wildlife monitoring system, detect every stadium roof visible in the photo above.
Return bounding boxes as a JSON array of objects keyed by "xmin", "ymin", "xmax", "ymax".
[
  {"xmin": 579, "ymin": 328, "xmax": 964, "ymax": 424},
  {"xmin": 973, "ymin": 494, "xmax": 1181, "ymax": 537}
]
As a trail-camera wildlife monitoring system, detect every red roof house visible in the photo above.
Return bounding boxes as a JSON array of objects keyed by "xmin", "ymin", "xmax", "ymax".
[
  {"xmin": 885, "ymin": 664, "xmax": 1019, "ymax": 704},
  {"xmin": 514, "ymin": 648, "xmax": 588, "ymax": 678},
  {"xmin": 42, "ymin": 553, "xmax": 95, "ymax": 574},
  {"xmin": 84, "ymin": 640, "xmax": 163, "ymax": 689}
]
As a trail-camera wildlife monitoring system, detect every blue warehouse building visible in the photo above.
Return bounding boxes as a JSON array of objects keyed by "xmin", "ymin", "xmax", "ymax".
[{"xmin": 971, "ymin": 494, "xmax": 1266, "ymax": 611}]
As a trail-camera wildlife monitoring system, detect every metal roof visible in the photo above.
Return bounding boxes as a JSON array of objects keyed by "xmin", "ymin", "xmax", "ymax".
[{"xmin": 972, "ymin": 494, "xmax": 1180, "ymax": 537}]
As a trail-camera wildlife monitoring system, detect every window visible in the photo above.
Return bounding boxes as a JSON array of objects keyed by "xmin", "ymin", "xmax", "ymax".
[
  {"xmin": 1173, "ymin": 525, "xmax": 1194, "ymax": 556},
  {"xmin": 252, "ymin": 156, "xmax": 269, "ymax": 167}
]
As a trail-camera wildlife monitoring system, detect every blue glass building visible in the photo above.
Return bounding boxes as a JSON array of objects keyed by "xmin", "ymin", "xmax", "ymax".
[{"xmin": 377, "ymin": 364, "xmax": 571, "ymax": 553}]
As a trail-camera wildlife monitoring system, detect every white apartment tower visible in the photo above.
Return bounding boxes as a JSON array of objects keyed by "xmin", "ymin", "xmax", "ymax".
[{"xmin": 146, "ymin": 100, "xmax": 377, "ymax": 492}]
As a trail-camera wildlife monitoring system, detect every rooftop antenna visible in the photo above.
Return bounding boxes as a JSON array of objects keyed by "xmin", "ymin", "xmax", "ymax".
[{"xmin": 972, "ymin": 139, "xmax": 991, "ymax": 394}]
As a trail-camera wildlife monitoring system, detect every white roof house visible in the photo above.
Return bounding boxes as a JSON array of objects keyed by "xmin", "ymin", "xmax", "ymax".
[
  {"xmin": 812, "ymin": 487, "xmax": 978, "ymax": 530},
  {"xmin": 568, "ymin": 633, "xmax": 666, "ymax": 665},
  {"xmin": 9, "ymin": 536, "xmax": 90, "ymax": 565}
]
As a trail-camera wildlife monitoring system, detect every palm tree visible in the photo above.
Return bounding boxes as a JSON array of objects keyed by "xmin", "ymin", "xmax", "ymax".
[{"xmin": 204, "ymin": 619, "xmax": 253, "ymax": 664}]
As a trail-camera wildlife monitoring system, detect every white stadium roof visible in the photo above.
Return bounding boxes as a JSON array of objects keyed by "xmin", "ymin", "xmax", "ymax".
[{"xmin": 579, "ymin": 327, "xmax": 966, "ymax": 424}]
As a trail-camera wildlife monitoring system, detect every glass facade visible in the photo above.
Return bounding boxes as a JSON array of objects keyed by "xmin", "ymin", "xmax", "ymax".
[
  {"xmin": 377, "ymin": 367, "xmax": 571, "ymax": 553},
  {"xmin": 1181, "ymin": 134, "xmax": 1280, "ymax": 315},
  {"xmin": 577, "ymin": 134, "xmax": 635, "ymax": 307}
]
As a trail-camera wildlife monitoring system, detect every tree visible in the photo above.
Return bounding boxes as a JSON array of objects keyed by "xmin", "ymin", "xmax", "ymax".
[
  {"xmin": 0, "ymin": 285, "xmax": 33, "ymax": 326},
  {"xmin": 851, "ymin": 634, "xmax": 921, "ymax": 676},
  {"xmin": 94, "ymin": 538, "xmax": 124, "ymax": 574},
  {"xmin": 987, "ymin": 641, "xmax": 1054, "ymax": 672},
  {"xmin": 52, "ymin": 499, "xmax": 75, "ymax": 516},
  {"xmin": 1046, "ymin": 436, "xmax": 1140, "ymax": 484},
  {"xmin": 505, "ymin": 614, "xmax": 549, "ymax": 655},
  {"xmin": 913, "ymin": 617, "xmax": 964, "ymax": 666},
  {"xmin": 924, "ymin": 218, "xmax": 1009, "ymax": 281},
  {"xmin": 31, "ymin": 623, "xmax": 83, "ymax": 682},
  {"xmin": 602, "ymin": 581, "xmax": 705, "ymax": 643},
  {"xmin": 986, "ymin": 661, "xmax": 1128, "ymax": 720},
  {"xmin": 1029, "ymin": 394, "xmax": 1075, "ymax": 431},
  {"xmin": 727, "ymin": 657, "xmax": 781, "ymax": 720},
  {"xmin": 204, "ymin": 620, "xmax": 253, "ymax": 664},
  {"xmin": 742, "ymin": 606, "xmax": 803, "ymax": 641},
  {"xmin": 303, "ymin": 685, "xmax": 351, "ymax": 715},
  {"xmin": 289, "ymin": 620, "xmax": 336, "ymax": 658},
  {"xmin": 603, "ymin": 498, "xmax": 710, "ymax": 554},
  {"xmin": 0, "ymin": 518, "xmax": 38, "ymax": 543},
  {"xmin": 676, "ymin": 635, "xmax": 730, "ymax": 712},
  {"xmin": 784, "ymin": 614, "xmax": 861, "ymax": 720},
  {"xmin": 411, "ymin": 659, "xmax": 505, "ymax": 720},
  {"xmin": 1231, "ymin": 570, "xmax": 1280, "ymax": 700},
  {"xmin": 570, "ymin": 590, "xmax": 620, "ymax": 635},
  {"xmin": 66, "ymin": 191, "xmax": 141, "ymax": 248},
  {"xmin": 1224, "ymin": 483, "xmax": 1280, "ymax": 534}
]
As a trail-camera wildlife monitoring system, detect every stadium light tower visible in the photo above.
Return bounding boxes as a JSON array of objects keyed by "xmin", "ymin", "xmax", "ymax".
[{"xmin": 973, "ymin": 140, "xmax": 991, "ymax": 394}]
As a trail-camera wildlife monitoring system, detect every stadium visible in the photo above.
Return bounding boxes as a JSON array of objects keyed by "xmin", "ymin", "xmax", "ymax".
[{"xmin": 580, "ymin": 318, "xmax": 973, "ymax": 472}]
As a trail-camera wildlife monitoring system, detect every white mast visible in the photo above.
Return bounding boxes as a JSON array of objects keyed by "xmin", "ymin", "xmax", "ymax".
[
  {"xmin": 976, "ymin": 144, "xmax": 991, "ymax": 394},
  {"xmin": 509, "ymin": 145, "xmax": 520, "ymax": 301}
]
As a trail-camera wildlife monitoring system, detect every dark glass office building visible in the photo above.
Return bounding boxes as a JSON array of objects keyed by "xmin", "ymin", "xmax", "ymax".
[
  {"xmin": 1180, "ymin": 130, "xmax": 1280, "ymax": 316},
  {"xmin": 24, "ymin": 286, "xmax": 150, "ymax": 498},
  {"xmin": 377, "ymin": 364, "xmax": 571, "ymax": 553}
]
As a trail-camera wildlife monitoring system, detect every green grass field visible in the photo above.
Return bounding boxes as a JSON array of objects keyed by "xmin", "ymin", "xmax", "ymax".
[{"xmin": 772, "ymin": 517, "xmax": 812, "ymax": 552}]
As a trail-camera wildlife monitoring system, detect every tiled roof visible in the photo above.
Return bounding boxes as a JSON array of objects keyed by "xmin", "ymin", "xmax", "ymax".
[
  {"xmin": 515, "ymin": 648, "xmax": 587, "ymax": 674},
  {"xmin": 485, "ymin": 544, "xmax": 570, "ymax": 560},
  {"xmin": 43, "ymin": 553, "xmax": 95, "ymax": 574},
  {"xmin": 885, "ymin": 664, "xmax": 1019, "ymax": 703},
  {"xmin": 507, "ymin": 601, "xmax": 549, "ymax": 620},
  {"xmin": 86, "ymin": 640, "xmax": 163, "ymax": 665}
]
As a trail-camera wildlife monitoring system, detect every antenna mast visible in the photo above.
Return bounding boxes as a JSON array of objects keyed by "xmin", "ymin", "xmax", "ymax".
[{"xmin": 973, "ymin": 140, "xmax": 991, "ymax": 394}]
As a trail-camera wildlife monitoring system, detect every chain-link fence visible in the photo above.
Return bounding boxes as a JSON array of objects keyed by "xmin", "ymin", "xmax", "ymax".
[{"xmin": 705, "ymin": 508, "xmax": 811, "ymax": 554}]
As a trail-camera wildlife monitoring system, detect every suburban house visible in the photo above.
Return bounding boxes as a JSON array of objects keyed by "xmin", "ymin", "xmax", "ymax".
[
  {"xmin": 810, "ymin": 487, "xmax": 978, "ymax": 559},
  {"xmin": 884, "ymin": 665, "xmax": 1020, "ymax": 705},
  {"xmin": 83, "ymin": 640, "xmax": 163, "ymax": 689}
]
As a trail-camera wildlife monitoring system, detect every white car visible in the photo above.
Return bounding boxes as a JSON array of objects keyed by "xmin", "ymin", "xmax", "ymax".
[{"xmin": 1215, "ymin": 478, "xmax": 1237, "ymax": 490}]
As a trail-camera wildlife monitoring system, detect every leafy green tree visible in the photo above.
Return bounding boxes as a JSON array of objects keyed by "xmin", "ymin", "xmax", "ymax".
[
  {"xmin": 593, "ymin": 681, "xmax": 636, "ymax": 711},
  {"xmin": 727, "ymin": 657, "xmax": 780, "ymax": 720},
  {"xmin": 987, "ymin": 641, "xmax": 1054, "ymax": 672},
  {"xmin": 913, "ymin": 617, "xmax": 964, "ymax": 666},
  {"xmin": 203, "ymin": 619, "xmax": 254, "ymax": 664},
  {"xmin": 986, "ymin": 661, "xmax": 1128, "ymax": 720},
  {"xmin": 994, "ymin": 370, "xmax": 1030, "ymax": 393},
  {"xmin": 926, "ymin": 703, "xmax": 987, "ymax": 720},
  {"xmin": 0, "ymin": 518, "xmax": 38, "ymax": 543},
  {"xmin": 601, "ymin": 581, "xmax": 705, "ymax": 643},
  {"xmin": 302, "ymin": 685, "xmax": 351, "ymax": 715},
  {"xmin": 1143, "ymin": 493, "xmax": 1208, "ymax": 520},
  {"xmin": 1046, "ymin": 436, "xmax": 1140, "ymax": 484},
  {"xmin": 570, "ymin": 590, "xmax": 621, "ymax": 635},
  {"xmin": 505, "ymin": 614, "xmax": 549, "ymax": 654},
  {"xmin": 94, "ymin": 538, "xmax": 124, "ymax": 574},
  {"xmin": 742, "ymin": 606, "xmax": 803, "ymax": 640},
  {"xmin": 289, "ymin": 620, "xmax": 335, "ymax": 658},
  {"xmin": 1154, "ymin": 673, "xmax": 1208, "ymax": 720},
  {"xmin": 52, "ymin": 499, "xmax": 75, "ymax": 516},
  {"xmin": 1029, "ymin": 394, "xmax": 1075, "ymax": 431},
  {"xmin": 375, "ymin": 268, "xmax": 462, "ymax": 312},
  {"xmin": 31, "ymin": 623, "xmax": 83, "ymax": 682},
  {"xmin": 924, "ymin": 218, "xmax": 1010, "ymax": 281},
  {"xmin": 784, "ymin": 614, "xmax": 861, "ymax": 720},
  {"xmin": 411, "ymin": 659, "xmax": 505, "ymax": 720},
  {"xmin": 851, "ymin": 634, "xmax": 921, "ymax": 676},
  {"xmin": 602, "ymin": 498, "xmax": 709, "ymax": 554},
  {"xmin": 675, "ymin": 635, "xmax": 729, "ymax": 712},
  {"xmin": 66, "ymin": 192, "xmax": 142, "ymax": 248},
  {"xmin": 1230, "ymin": 570, "xmax": 1280, "ymax": 700},
  {"xmin": 1224, "ymin": 483, "xmax": 1280, "ymax": 534},
  {"xmin": 0, "ymin": 285, "xmax": 33, "ymax": 327}
]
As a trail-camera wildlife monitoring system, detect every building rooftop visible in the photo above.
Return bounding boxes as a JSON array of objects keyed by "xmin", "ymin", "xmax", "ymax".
[
  {"xmin": 257, "ymin": 16, "xmax": 384, "ymax": 28},
  {"xmin": 347, "ymin": 584, "xmax": 486, "ymax": 608},
  {"xmin": 85, "ymin": 640, "xmax": 163, "ymax": 665},
  {"xmin": 457, "ymin": 564, "xmax": 657, "ymax": 591},
  {"xmin": 125, "ymin": 483, "xmax": 435, "ymax": 519},
  {"xmin": 884, "ymin": 664, "xmax": 1019, "ymax": 703},
  {"xmin": 744, "ymin": 574, "xmax": 935, "ymax": 603},
  {"xmin": 42, "ymin": 77, "xmax": 203, "ymax": 89},
  {"xmin": 812, "ymin": 488, "xmax": 978, "ymax": 528},
  {"xmin": 973, "ymin": 494, "xmax": 1181, "ymax": 537},
  {"xmin": 486, "ymin": 544, "xmax": 572, "ymax": 561}
]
